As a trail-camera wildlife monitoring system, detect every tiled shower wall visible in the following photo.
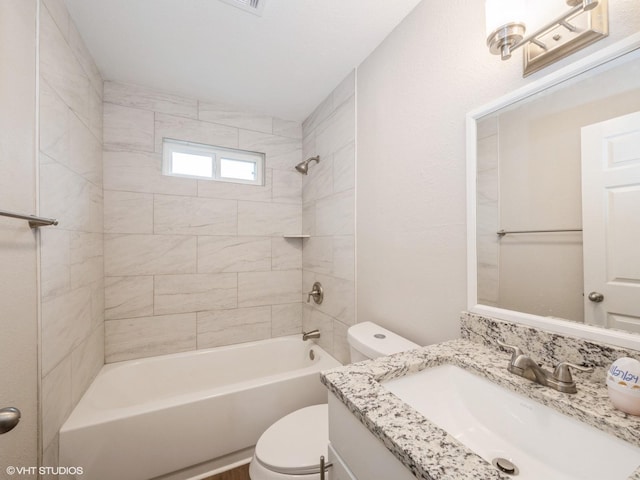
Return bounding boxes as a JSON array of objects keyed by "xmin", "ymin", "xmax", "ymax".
[
  {"xmin": 301, "ymin": 71, "xmax": 356, "ymax": 364},
  {"xmin": 102, "ymin": 81, "xmax": 305, "ymax": 362},
  {"xmin": 38, "ymin": 0, "xmax": 105, "ymax": 468}
]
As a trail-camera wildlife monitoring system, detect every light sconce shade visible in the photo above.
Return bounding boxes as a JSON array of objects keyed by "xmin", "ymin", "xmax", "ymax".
[{"xmin": 485, "ymin": 0, "xmax": 608, "ymax": 76}]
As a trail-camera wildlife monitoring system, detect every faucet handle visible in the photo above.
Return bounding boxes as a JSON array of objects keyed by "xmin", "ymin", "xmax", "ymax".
[
  {"xmin": 497, "ymin": 340, "xmax": 524, "ymax": 362},
  {"xmin": 553, "ymin": 361, "xmax": 594, "ymax": 383}
]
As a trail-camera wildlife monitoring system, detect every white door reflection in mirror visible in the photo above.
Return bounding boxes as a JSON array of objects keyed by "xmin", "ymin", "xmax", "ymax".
[{"xmin": 582, "ymin": 111, "xmax": 640, "ymax": 331}]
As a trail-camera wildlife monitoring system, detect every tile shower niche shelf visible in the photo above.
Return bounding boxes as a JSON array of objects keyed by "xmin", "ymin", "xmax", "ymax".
[{"xmin": 282, "ymin": 234, "xmax": 310, "ymax": 238}]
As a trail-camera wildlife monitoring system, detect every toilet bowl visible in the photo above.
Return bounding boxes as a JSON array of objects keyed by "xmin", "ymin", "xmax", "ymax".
[{"xmin": 249, "ymin": 322, "xmax": 419, "ymax": 479}]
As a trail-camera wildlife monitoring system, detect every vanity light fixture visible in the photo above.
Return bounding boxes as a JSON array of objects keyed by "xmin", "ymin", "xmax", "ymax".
[{"xmin": 486, "ymin": 0, "xmax": 608, "ymax": 76}]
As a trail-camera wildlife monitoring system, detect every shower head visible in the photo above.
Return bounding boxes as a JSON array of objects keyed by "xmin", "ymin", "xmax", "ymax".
[{"xmin": 295, "ymin": 156, "xmax": 320, "ymax": 175}]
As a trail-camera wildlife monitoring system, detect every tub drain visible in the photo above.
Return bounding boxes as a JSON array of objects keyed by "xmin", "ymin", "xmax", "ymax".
[{"xmin": 492, "ymin": 458, "xmax": 519, "ymax": 475}]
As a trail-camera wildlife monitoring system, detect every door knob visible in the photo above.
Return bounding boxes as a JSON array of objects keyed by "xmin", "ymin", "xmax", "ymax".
[
  {"xmin": 0, "ymin": 407, "xmax": 21, "ymax": 434},
  {"xmin": 588, "ymin": 291, "xmax": 604, "ymax": 303}
]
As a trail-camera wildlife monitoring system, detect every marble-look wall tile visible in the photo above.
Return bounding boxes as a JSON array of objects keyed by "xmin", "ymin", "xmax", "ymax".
[
  {"xmin": 88, "ymin": 87, "xmax": 104, "ymax": 141},
  {"xmin": 154, "ymin": 273, "xmax": 237, "ymax": 315},
  {"xmin": 104, "ymin": 234, "xmax": 196, "ymax": 276},
  {"xmin": 70, "ymin": 324, "xmax": 104, "ymax": 405},
  {"xmin": 302, "ymin": 237, "xmax": 333, "ymax": 275},
  {"xmin": 315, "ymin": 189, "xmax": 354, "ymax": 236},
  {"xmin": 105, "ymin": 276, "xmax": 154, "ymax": 320},
  {"xmin": 39, "ymin": 6, "xmax": 90, "ymax": 125},
  {"xmin": 238, "ymin": 270, "xmax": 302, "ymax": 307},
  {"xmin": 42, "ymin": 0, "xmax": 69, "ymax": 41},
  {"xmin": 273, "ymin": 118, "xmax": 302, "ymax": 139},
  {"xmin": 40, "ymin": 156, "xmax": 103, "ymax": 233},
  {"xmin": 198, "ymin": 100, "xmax": 272, "ymax": 133},
  {"xmin": 105, "ymin": 314, "xmax": 197, "ymax": 362},
  {"xmin": 197, "ymin": 236, "xmax": 271, "ymax": 273},
  {"xmin": 154, "ymin": 113, "xmax": 238, "ymax": 153},
  {"xmin": 315, "ymin": 95, "xmax": 355, "ymax": 159},
  {"xmin": 332, "ymin": 70, "xmax": 356, "ymax": 108},
  {"xmin": 69, "ymin": 112, "xmax": 102, "ymax": 185},
  {"xmin": 69, "ymin": 232, "xmax": 103, "ymax": 289},
  {"xmin": 239, "ymin": 129, "xmax": 302, "ymax": 171},
  {"xmin": 41, "ymin": 356, "xmax": 72, "ymax": 449},
  {"xmin": 303, "ymin": 271, "xmax": 355, "ymax": 326},
  {"xmin": 332, "ymin": 320, "xmax": 351, "ymax": 365},
  {"xmin": 302, "ymin": 153, "xmax": 333, "ymax": 202},
  {"xmin": 302, "ymin": 202, "xmax": 315, "ymax": 236},
  {"xmin": 301, "ymin": 70, "xmax": 356, "ymax": 361},
  {"xmin": 40, "ymin": 229, "xmax": 70, "ymax": 299},
  {"xmin": 272, "ymin": 169, "xmax": 302, "ymax": 204},
  {"xmin": 302, "ymin": 305, "xmax": 334, "ymax": 353},
  {"xmin": 197, "ymin": 306, "xmax": 271, "ymax": 349},
  {"xmin": 333, "ymin": 141, "xmax": 355, "ymax": 194},
  {"xmin": 302, "ymin": 94, "xmax": 334, "ymax": 135},
  {"xmin": 68, "ymin": 20, "xmax": 102, "ymax": 97},
  {"xmin": 104, "ymin": 191, "xmax": 154, "ymax": 234},
  {"xmin": 238, "ymin": 201, "xmax": 301, "ymax": 236},
  {"xmin": 41, "ymin": 284, "xmax": 93, "ymax": 376},
  {"xmin": 272, "ymin": 303, "xmax": 303, "ymax": 337},
  {"xmin": 333, "ymin": 236, "xmax": 355, "ymax": 282},
  {"xmin": 197, "ymin": 168, "xmax": 273, "ymax": 202},
  {"xmin": 105, "ymin": 81, "xmax": 198, "ymax": 119},
  {"xmin": 103, "ymin": 103, "xmax": 154, "ymax": 152},
  {"xmin": 154, "ymin": 195, "xmax": 237, "ymax": 236},
  {"xmin": 40, "ymin": 79, "xmax": 69, "ymax": 163},
  {"xmin": 103, "ymin": 82, "xmax": 305, "ymax": 361},
  {"xmin": 272, "ymin": 237, "xmax": 302, "ymax": 271},
  {"xmin": 103, "ymin": 150, "xmax": 198, "ymax": 197},
  {"xmin": 39, "ymin": 0, "xmax": 105, "ymax": 468}
]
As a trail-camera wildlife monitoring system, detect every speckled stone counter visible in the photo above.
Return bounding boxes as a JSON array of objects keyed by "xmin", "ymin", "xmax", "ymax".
[{"xmin": 320, "ymin": 339, "xmax": 640, "ymax": 480}]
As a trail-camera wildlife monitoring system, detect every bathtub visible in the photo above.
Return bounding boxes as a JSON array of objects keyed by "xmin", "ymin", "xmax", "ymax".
[{"xmin": 59, "ymin": 336, "xmax": 340, "ymax": 480}]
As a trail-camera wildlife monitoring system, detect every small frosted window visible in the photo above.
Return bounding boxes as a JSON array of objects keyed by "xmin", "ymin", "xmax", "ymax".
[
  {"xmin": 171, "ymin": 152, "xmax": 214, "ymax": 178},
  {"xmin": 162, "ymin": 139, "xmax": 264, "ymax": 185},
  {"xmin": 220, "ymin": 158, "xmax": 256, "ymax": 181}
]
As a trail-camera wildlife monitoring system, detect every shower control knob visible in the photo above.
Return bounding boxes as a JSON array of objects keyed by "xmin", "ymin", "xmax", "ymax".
[{"xmin": 588, "ymin": 291, "xmax": 604, "ymax": 303}]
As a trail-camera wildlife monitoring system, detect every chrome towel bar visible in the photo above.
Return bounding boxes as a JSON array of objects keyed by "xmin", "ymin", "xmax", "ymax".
[
  {"xmin": 0, "ymin": 209, "xmax": 58, "ymax": 228},
  {"xmin": 497, "ymin": 228, "xmax": 582, "ymax": 237}
]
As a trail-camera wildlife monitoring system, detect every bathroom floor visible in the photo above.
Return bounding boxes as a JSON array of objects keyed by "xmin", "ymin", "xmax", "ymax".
[{"xmin": 204, "ymin": 464, "xmax": 250, "ymax": 480}]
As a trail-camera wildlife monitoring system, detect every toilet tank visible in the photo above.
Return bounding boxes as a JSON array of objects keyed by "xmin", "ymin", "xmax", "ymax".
[{"xmin": 347, "ymin": 322, "xmax": 420, "ymax": 362}]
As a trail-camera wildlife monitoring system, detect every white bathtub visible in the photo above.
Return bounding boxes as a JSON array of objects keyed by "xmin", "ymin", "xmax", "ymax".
[{"xmin": 59, "ymin": 336, "xmax": 340, "ymax": 480}]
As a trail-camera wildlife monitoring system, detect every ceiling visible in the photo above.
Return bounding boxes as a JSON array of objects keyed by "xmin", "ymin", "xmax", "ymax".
[{"xmin": 64, "ymin": 0, "xmax": 423, "ymax": 121}]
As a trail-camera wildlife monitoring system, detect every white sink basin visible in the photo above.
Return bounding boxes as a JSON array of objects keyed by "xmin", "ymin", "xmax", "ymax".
[{"xmin": 383, "ymin": 364, "xmax": 640, "ymax": 480}]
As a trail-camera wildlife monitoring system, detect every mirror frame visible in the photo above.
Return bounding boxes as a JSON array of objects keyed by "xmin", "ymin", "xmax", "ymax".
[{"xmin": 466, "ymin": 32, "xmax": 640, "ymax": 351}]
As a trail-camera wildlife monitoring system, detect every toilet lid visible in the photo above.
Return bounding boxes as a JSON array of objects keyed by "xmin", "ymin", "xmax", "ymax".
[{"xmin": 254, "ymin": 404, "xmax": 328, "ymax": 475}]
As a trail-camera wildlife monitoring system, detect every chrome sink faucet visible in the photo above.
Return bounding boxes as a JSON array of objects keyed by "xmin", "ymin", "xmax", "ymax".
[{"xmin": 497, "ymin": 340, "xmax": 593, "ymax": 394}]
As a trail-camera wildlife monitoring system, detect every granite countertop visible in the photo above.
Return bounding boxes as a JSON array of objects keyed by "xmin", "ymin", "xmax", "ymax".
[{"xmin": 320, "ymin": 339, "xmax": 640, "ymax": 480}]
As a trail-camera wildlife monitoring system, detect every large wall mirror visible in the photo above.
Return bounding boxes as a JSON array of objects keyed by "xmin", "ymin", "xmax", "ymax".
[{"xmin": 467, "ymin": 33, "xmax": 640, "ymax": 349}]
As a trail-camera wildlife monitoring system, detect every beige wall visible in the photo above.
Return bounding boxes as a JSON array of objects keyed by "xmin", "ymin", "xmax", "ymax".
[
  {"xmin": 38, "ymin": 0, "xmax": 105, "ymax": 469},
  {"xmin": 355, "ymin": 0, "xmax": 640, "ymax": 345},
  {"xmin": 102, "ymin": 82, "xmax": 304, "ymax": 362},
  {"xmin": 0, "ymin": 0, "xmax": 38, "ymax": 470},
  {"xmin": 301, "ymin": 71, "xmax": 356, "ymax": 364}
]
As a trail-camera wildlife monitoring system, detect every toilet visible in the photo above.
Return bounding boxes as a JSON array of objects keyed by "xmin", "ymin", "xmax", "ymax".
[{"xmin": 249, "ymin": 321, "xmax": 420, "ymax": 480}]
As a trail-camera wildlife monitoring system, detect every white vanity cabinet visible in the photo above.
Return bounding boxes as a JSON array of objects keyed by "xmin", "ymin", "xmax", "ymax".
[{"xmin": 328, "ymin": 393, "xmax": 416, "ymax": 480}]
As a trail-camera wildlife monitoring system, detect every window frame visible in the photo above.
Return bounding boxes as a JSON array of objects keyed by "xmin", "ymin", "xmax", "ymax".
[{"xmin": 162, "ymin": 138, "xmax": 265, "ymax": 186}]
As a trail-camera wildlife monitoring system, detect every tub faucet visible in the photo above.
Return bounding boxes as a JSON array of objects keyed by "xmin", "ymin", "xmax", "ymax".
[
  {"xmin": 302, "ymin": 329, "xmax": 321, "ymax": 341},
  {"xmin": 497, "ymin": 340, "xmax": 593, "ymax": 394}
]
